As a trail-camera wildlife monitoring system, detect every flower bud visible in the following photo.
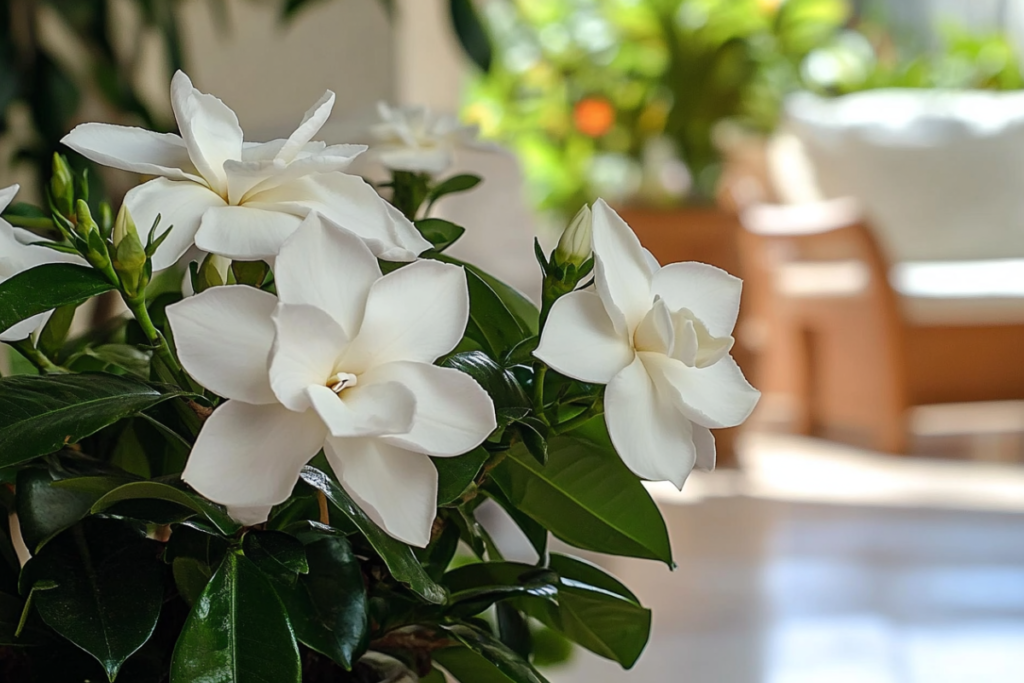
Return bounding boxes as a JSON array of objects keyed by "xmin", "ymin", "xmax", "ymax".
[
  {"xmin": 113, "ymin": 204, "xmax": 137, "ymax": 247},
  {"xmin": 74, "ymin": 199, "xmax": 98, "ymax": 238},
  {"xmin": 195, "ymin": 253, "xmax": 230, "ymax": 293},
  {"xmin": 554, "ymin": 204, "xmax": 592, "ymax": 268},
  {"xmin": 112, "ymin": 206, "xmax": 149, "ymax": 298},
  {"xmin": 51, "ymin": 153, "xmax": 75, "ymax": 217}
]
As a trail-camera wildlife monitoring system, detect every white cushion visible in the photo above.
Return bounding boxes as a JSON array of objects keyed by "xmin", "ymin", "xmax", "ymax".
[
  {"xmin": 775, "ymin": 258, "xmax": 1024, "ymax": 326},
  {"xmin": 786, "ymin": 90, "xmax": 1024, "ymax": 263}
]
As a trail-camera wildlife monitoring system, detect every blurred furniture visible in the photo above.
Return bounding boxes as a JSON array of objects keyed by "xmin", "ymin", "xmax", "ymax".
[
  {"xmin": 738, "ymin": 199, "xmax": 1024, "ymax": 453},
  {"xmin": 617, "ymin": 205, "xmax": 752, "ymax": 467}
]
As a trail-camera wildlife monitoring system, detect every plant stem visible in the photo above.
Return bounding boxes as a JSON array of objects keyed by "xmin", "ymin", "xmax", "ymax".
[
  {"xmin": 532, "ymin": 363, "xmax": 548, "ymax": 424},
  {"xmin": 125, "ymin": 295, "xmax": 191, "ymax": 389},
  {"xmin": 552, "ymin": 401, "xmax": 604, "ymax": 436},
  {"xmin": 10, "ymin": 339, "xmax": 67, "ymax": 374}
]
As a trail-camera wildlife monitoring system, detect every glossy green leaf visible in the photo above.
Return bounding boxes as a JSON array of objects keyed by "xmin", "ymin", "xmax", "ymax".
[
  {"xmin": 80, "ymin": 344, "xmax": 152, "ymax": 378},
  {"xmin": 416, "ymin": 218, "xmax": 466, "ymax": 252},
  {"xmin": 437, "ymin": 623, "xmax": 549, "ymax": 683},
  {"xmin": 0, "ymin": 264, "xmax": 115, "ymax": 334},
  {"xmin": 271, "ymin": 534, "xmax": 367, "ymax": 670},
  {"xmin": 523, "ymin": 555, "xmax": 651, "ymax": 668},
  {"xmin": 15, "ymin": 468, "xmax": 113, "ymax": 552},
  {"xmin": 90, "ymin": 480, "xmax": 240, "ymax": 536},
  {"xmin": 462, "ymin": 270, "xmax": 532, "ymax": 359},
  {"xmin": 442, "ymin": 351, "xmax": 530, "ymax": 425},
  {"xmin": 444, "ymin": 562, "xmax": 558, "ymax": 618},
  {"xmin": 299, "ymin": 467, "xmax": 447, "ymax": 604},
  {"xmin": 434, "ymin": 447, "xmax": 490, "ymax": 505},
  {"xmin": 172, "ymin": 557, "xmax": 213, "ymax": 607},
  {"xmin": 170, "ymin": 551, "xmax": 301, "ymax": 683},
  {"xmin": 243, "ymin": 530, "xmax": 308, "ymax": 586},
  {"xmin": 23, "ymin": 519, "xmax": 164, "ymax": 680},
  {"xmin": 0, "ymin": 373, "xmax": 183, "ymax": 468},
  {"xmin": 490, "ymin": 421, "xmax": 672, "ymax": 566},
  {"xmin": 429, "ymin": 174, "xmax": 482, "ymax": 201},
  {"xmin": 434, "ymin": 255, "xmax": 539, "ymax": 337}
]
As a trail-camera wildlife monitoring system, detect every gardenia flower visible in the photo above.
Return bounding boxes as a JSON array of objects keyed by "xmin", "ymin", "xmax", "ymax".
[
  {"xmin": 534, "ymin": 200, "xmax": 760, "ymax": 487},
  {"xmin": 0, "ymin": 185, "xmax": 84, "ymax": 342},
  {"xmin": 166, "ymin": 213, "xmax": 497, "ymax": 546},
  {"xmin": 63, "ymin": 71, "xmax": 429, "ymax": 270},
  {"xmin": 371, "ymin": 102, "xmax": 495, "ymax": 174}
]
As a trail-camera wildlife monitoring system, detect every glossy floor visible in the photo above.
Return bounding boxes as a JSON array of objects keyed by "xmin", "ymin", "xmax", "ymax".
[{"xmin": 540, "ymin": 433, "xmax": 1024, "ymax": 683}]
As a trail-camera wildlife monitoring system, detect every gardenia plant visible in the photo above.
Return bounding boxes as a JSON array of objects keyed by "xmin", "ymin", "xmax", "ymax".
[{"xmin": 0, "ymin": 72, "xmax": 758, "ymax": 683}]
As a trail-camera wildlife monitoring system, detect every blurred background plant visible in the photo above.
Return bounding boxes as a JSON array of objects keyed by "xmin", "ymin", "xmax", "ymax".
[{"xmin": 462, "ymin": 0, "xmax": 1024, "ymax": 220}]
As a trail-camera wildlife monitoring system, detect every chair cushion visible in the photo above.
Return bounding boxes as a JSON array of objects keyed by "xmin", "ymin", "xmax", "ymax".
[{"xmin": 786, "ymin": 90, "xmax": 1024, "ymax": 263}]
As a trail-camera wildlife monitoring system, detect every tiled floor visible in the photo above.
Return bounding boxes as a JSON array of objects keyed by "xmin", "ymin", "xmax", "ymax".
[{"xmin": 537, "ymin": 434, "xmax": 1024, "ymax": 683}]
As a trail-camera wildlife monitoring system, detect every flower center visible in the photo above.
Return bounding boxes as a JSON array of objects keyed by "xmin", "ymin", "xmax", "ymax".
[{"xmin": 327, "ymin": 372, "xmax": 358, "ymax": 395}]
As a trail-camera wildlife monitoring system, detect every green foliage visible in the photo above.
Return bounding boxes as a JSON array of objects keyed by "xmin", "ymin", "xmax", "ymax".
[
  {"xmin": 0, "ymin": 264, "xmax": 116, "ymax": 335},
  {"xmin": 170, "ymin": 551, "xmax": 302, "ymax": 683}
]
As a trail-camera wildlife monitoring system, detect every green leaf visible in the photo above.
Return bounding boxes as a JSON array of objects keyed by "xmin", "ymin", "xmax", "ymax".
[
  {"xmin": 15, "ymin": 468, "xmax": 115, "ymax": 552},
  {"xmin": 434, "ymin": 447, "xmax": 489, "ymax": 505},
  {"xmin": 172, "ymin": 557, "xmax": 213, "ymax": 607},
  {"xmin": 436, "ymin": 623, "xmax": 549, "ymax": 683},
  {"xmin": 171, "ymin": 551, "xmax": 301, "ymax": 683},
  {"xmin": 462, "ymin": 270, "xmax": 531, "ymax": 359},
  {"xmin": 442, "ymin": 351, "xmax": 530, "ymax": 425},
  {"xmin": 270, "ymin": 534, "xmax": 368, "ymax": 670},
  {"xmin": 90, "ymin": 480, "xmax": 241, "ymax": 536},
  {"xmin": 416, "ymin": 218, "xmax": 466, "ymax": 252},
  {"xmin": 281, "ymin": 0, "xmax": 326, "ymax": 20},
  {"xmin": 80, "ymin": 344, "xmax": 152, "ymax": 378},
  {"xmin": 0, "ymin": 373, "xmax": 184, "ymax": 468},
  {"xmin": 434, "ymin": 255, "xmax": 539, "ymax": 337},
  {"xmin": 38, "ymin": 304, "xmax": 76, "ymax": 357},
  {"xmin": 443, "ymin": 562, "xmax": 559, "ymax": 618},
  {"xmin": 0, "ymin": 264, "xmax": 115, "ymax": 334},
  {"xmin": 299, "ymin": 467, "xmax": 447, "ymax": 605},
  {"xmin": 23, "ymin": 519, "xmax": 164, "ymax": 680},
  {"xmin": 490, "ymin": 420, "xmax": 672, "ymax": 566},
  {"xmin": 429, "ymin": 174, "xmax": 482, "ymax": 201},
  {"xmin": 449, "ymin": 0, "xmax": 493, "ymax": 72},
  {"xmin": 243, "ymin": 530, "xmax": 309, "ymax": 586},
  {"xmin": 523, "ymin": 555, "xmax": 650, "ymax": 668},
  {"xmin": 2, "ymin": 202, "xmax": 53, "ymax": 231}
]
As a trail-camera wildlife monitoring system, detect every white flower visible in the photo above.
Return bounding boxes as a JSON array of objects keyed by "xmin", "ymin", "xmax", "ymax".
[
  {"xmin": 166, "ymin": 213, "xmax": 497, "ymax": 546},
  {"xmin": 534, "ymin": 200, "xmax": 760, "ymax": 487},
  {"xmin": 62, "ymin": 71, "xmax": 430, "ymax": 270},
  {"xmin": 371, "ymin": 102, "xmax": 495, "ymax": 174},
  {"xmin": 0, "ymin": 185, "xmax": 84, "ymax": 342},
  {"xmin": 553, "ymin": 204, "xmax": 593, "ymax": 267}
]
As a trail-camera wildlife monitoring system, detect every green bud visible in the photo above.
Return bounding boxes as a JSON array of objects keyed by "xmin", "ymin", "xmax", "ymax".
[
  {"xmin": 113, "ymin": 204, "xmax": 137, "ymax": 247},
  {"xmin": 195, "ymin": 253, "xmax": 230, "ymax": 293},
  {"xmin": 112, "ymin": 205, "xmax": 149, "ymax": 298},
  {"xmin": 74, "ymin": 200, "xmax": 98, "ymax": 238},
  {"xmin": 51, "ymin": 153, "xmax": 75, "ymax": 217},
  {"xmin": 553, "ymin": 204, "xmax": 592, "ymax": 268},
  {"xmin": 98, "ymin": 202, "xmax": 114, "ymax": 239}
]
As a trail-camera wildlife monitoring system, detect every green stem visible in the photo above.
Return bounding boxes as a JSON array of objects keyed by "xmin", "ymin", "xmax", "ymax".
[
  {"xmin": 532, "ymin": 363, "xmax": 548, "ymax": 425},
  {"xmin": 125, "ymin": 295, "xmax": 191, "ymax": 389},
  {"xmin": 552, "ymin": 401, "xmax": 604, "ymax": 436},
  {"xmin": 10, "ymin": 339, "xmax": 67, "ymax": 374}
]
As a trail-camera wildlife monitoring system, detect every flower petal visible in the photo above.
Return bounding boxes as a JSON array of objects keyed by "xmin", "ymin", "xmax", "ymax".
[
  {"xmin": 274, "ymin": 213, "xmax": 381, "ymax": 337},
  {"xmin": 170, "ymin": 71, "xmax": 243, "ymax": 198},
  {"xmin": 183, "ymin": 401, "xmax": 328, "ymax": 519},
  {"xmin": 591, "ymin": 199, "xmax": 654, "ymax": 334},
  {"xmin": 360, "ymin": 361, "xmax": 497, "ymax": 456},
  {"xmin": 642, "ymin": 353, "xmax": 760, "ymax": 429},
  {"xmin": 277, "ymin": 91, "xmax": 335, "ymax": 163},
  {"xmin": 61, "ymin": 123, "xmax": 202, "ymax": 183},
  {"xmin": 633, "ymin": 296, "xmax": 674, "ymax": 356},
  {"xmin": 342, "ymin": 260, "xmax": 469, "ymax": 371},
  {"xmin": 0, "ymin": 184, "xmax": 18, "ymax": 211},
  {"xmin": 653, "ymin": 262, "xmax": 742, "ymax": 338},
  {"xmin": 306, "ymin": 382, "xmax": 415, "ymax": 438},
  {"xmin": 194, "ymin": 205, "xmax": 303, "ymax": 260},
  {"xmin": 269, "ymin": 304, "xmax": 347, "ymax": 412},
  {"xmin": 166, "ymin": 285, "xmax": 278, "ymax": 404},
  {"xmin": 534, "ymin": 290, "xmax": 633, "ymax": 384},
  {"xmin": 325, "ymin": 438, "xmax": 438, "ymax": 547},
  {"xmin": 693, "ymin": 425, "xmax": 716, "ymax": 472},
  {"xmin": 375, "ymin": 146, "xmax": 453, "ymax": 174},
  {"xmin": 124, "ymin": 177, "xmax": 226, "ymax": 271},
  {"xmin": 224, "ymin": 144, "xmax": 366, "ymax": 204},
  {"xmin": 0, "ymin": 312, "xmax": 50, "ymax": 343},
  {"xmin": 247, "ymin": 173, "xmax": 430, "ymax": 261},
  {"xmin": 605, "ymin": 356, "xmax": 697, "ymax": 488}
]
